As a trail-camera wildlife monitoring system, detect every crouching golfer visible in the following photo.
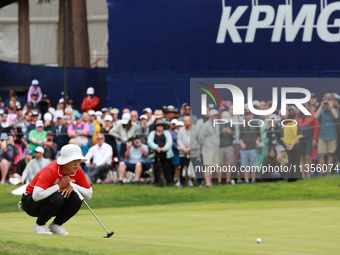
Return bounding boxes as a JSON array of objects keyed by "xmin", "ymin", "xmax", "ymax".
[{"xmin": 21, "ymin": 144, "xmax": 92, "ymax": 235}]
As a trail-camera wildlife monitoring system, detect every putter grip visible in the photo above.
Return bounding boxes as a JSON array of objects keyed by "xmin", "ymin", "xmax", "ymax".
[{"xmin": 69, "ymin": 182, "xmax": 85, "ymax": 201}]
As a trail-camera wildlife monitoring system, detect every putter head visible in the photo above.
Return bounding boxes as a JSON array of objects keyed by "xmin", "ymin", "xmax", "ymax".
[{"xmin": 104, "ymin": 231, "xmax": 114, "ymax": 238}]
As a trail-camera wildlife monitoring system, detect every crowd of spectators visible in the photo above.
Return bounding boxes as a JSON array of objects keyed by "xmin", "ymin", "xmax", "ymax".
[{"xmin": 0, "ymin": 79, "xmax": 339, "ymax": 187}]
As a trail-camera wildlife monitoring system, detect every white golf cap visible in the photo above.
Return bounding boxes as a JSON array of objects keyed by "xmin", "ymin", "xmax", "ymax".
[
  {"xmin": 43, "ymin": 112, "xmax": 52, "ymax": 122},
  {"xmin": 88, "ymin": 110, "xmax": 96, "ymax": 116},
  {"xmin": 121, "ymin": 113, "xmax": 131, "ymax": 124},
  {"xmin": 31, "ymin": 79, "xmax": 39, "ymax": 85},
  {"xmin": 209, "ymin": 109, "xmax": 218, "ymax": 116},
  {"xmin": 176, "ymin": 121, "xmax": 184, "ymax": 127},
  {"xmin": 87, "ymin": 87, "xmax": 95, "ymax": 95},
  {"xmin": 95, "ymin": 111, "xmax": 103, "ymax": 116},
  {"xmin": 170, "ymin": 119, "xmax": 178, "ymax": 125},
  {"xmin": 269, "ymin": 114, "xmax": 279, "ymax": 119},
  {"xmin": 221, "ymin": 111, "xmax": 231, "ymax": 119},
  {"xmin": 35, "ymin": 146, "xmax": 45, "ymax": 154},
  {"xmin": 57, "ymin": 144, "xmax": 87, "ymax": 165},
  {"xmin": 252, "ymin": 100, "xmax": 260, "ymax": 107},
  {"xmin": 104, "ymin": 115, "xmax": 113, "ymax": 122},
  {"xmin": 55, "ymin": 112, "xmax": 64, "ymax": 119},
  {"xmin": 139, "ymin": 114, "xmax": 148, "ymax": 120},
  {"xmin": 36, "ymin": 120, "xmax": 44, "ymax": 127},
  {"xmin": 143, "ymin": 107, "xmax": 152, "ymax": 113}
]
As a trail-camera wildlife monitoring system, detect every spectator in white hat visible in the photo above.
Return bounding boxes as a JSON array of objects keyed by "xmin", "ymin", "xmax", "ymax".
[
  {"xmin": 142, "ymin": 107, "xmax": 154, "ymax": 126},
  {"xmin": 28, "ymin": 120, "xmax": 47, "ymax": 155},
  {"xmin": 81, "ymin": 87, "xmax": 100, "ymax": 112},
  {"xmin": 43, "ymin": 112, "xmax": 54, "ymax": 132},
  {"xmin": 135, "ymin": 115, "xmax": 149, "ymax": 145},
  {"xmin": 21, "ymin": 146, "xmax": 49, "ymax": 184},
  {"xmin": 100, "ymin": 115, "xmax": 118, "ymax": 157},
  {"xmin": 27, "ymin": 79, "xmax": 43, "ymax": 103},
  {"xmin": 109, "ymin": 113, "xmax": 138, "ymax": 160},
  {"xmin": 21, "ymin": 144, "xmax": 91, "ymax": 235}
]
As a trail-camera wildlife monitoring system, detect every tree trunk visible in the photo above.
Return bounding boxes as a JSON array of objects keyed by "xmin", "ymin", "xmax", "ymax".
[
  {"xmin": 71, "ymin": 0, "xmax": 90, "ymax": 67},
  {"xmin": 18, "ymin": 0, "xmax": 30, "ymax": 64},
  {"xmin": 58, "ymin": 0, "xmax": 75, "ymax": 67}
]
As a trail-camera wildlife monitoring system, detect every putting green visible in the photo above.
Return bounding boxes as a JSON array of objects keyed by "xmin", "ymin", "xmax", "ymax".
[{"xmin": 0, "ymin": 200, "xmax": 339, "ymax": 254}]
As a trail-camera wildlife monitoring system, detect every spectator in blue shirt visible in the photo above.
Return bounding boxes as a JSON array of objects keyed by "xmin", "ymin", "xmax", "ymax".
[{"xmin": 315, "ymin": 98, "xmax": 339, "ymax": 173}]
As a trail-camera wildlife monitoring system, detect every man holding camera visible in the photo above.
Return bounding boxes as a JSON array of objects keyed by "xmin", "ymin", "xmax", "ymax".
[
  {"xmin": 116, "ymin": 136, "xmax": 149, "ymax": 185},
  {"xmin": 43, "ymin": 131, "xmax": 58, "ymax": 161},
  {"xmin": 315, "ymin": 97, "xmax": 339, "ymax": 174}
]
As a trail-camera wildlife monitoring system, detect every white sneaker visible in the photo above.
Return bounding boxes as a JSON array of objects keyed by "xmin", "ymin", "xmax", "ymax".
[
  {"xmin": 18, "ymin": 201, "xmax": 23, "ymax": 211},
  {"xmin": 48, "ymin": 224, "xmax": 69, "ymax": 236},
  {"xmin": 33, "ymin": 223, "xmax": 53, "ymax": 235},
  {"xmin": 175, "ymin": 181, "xmax": 181, "ymax": 187},
  {"xmin": 188, "ymin": 180, "xmax": 193, "ymax": 187}
]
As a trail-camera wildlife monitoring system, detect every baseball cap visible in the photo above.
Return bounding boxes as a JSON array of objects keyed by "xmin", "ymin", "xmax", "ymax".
[
  {"xmin": 32, "ymin": 91, "xmax": 39, "ymax": 96},
  {"xmin": 143, "ymin": 107, "xmax": 152, "ymax": 113},
  {"xmin": 269, "ymin": 114, "xmax": 278, "ymax": 120},
  {"xmin": 57, "ymin": 144, "xmax": 87, "ymax": 165},
  {"xmin": 121, "ymin": 113, "xmax": 131, "ymax": 125},
  {"xmin": 55, "ymin": 112, "xmax": 64, "ymax": 119},
  {"xmin": 170, "ymin": 119, "xmax": 178, "ymax": 125},
  {"xmin": 101, "ymin": 107, "xmax": 108, "ymax": 113},
  {"xmin": 110, "ymin": 108, "xmax": 119, "ymax": 114},
  {"xmin": 95, "ymin": 111, "xmax": 103, "ymax": 117},
  {"xmin": 43, "ymin": 112, "xmax": 52, "ymax": 122},
  {"xmin": 104, "ymin": 115, "xmax": 113, "ymax": 122},
  {"xmin": 182, "ymin": 103, "xmax": 190, "ymax": 108},
  {"xmin": 32, "ymin": 111, "xmax": 39, "ymax": 116},
  {"xmin": 0, "ymin": 133, "xmax": 8, "ymax": 140},
  {"xmin": 25, "ymin": 150, "xmax": 33, "ymax": 155},
  {"xmin": 75, "ymin": 113, "xmax": 82, "ymax": 119},
  {"xmin": 31, "ymin": 79, "xmax": 39, "ymax": 86},
  {"xmin": 88, "ymin": 110, "xmax": 96, "ymax": 116},
  {"xmin": 176, "ymin": 121, "xmax": 184, "ymax": 127},
  {"xmin": 86, "ymin": 87, "xmax": 95, "ymax": 95},
  {"xmin": 35, "ymin": 146, "xmax": 45, "ymax": 154},
  {"xmin": 36, "ymin": 120, "xmax": 44, "ymax": 127},
  {"xmin": 43, "ymin": 94, "xmax": 48, "ymax": 98},
  {"xmin": 139, "ymin": 114, "xmax": 148, "ymax": 120},
  {"xmin": 46, "ymin": 130, "xmax": 54, "ymax": 136},
  {"xmin": 209, "ymin": 109, "xmax": 218, "ymax": 116},
  {"xmin": 59, "ymin": 98, "xmax": 65, "ymax": 104}
]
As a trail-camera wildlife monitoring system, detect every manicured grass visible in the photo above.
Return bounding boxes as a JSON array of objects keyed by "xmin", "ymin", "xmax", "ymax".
[
  {"xmin": 0, "ymin": 201, "xmax": 340, "ymax": 255},
  {"xmin": 0, "ymin": 176, "xmax": 339, "ymax": 213},
  {"xmin": 0, "ymin": 176, "xmax": 339, "ymax": 254}
]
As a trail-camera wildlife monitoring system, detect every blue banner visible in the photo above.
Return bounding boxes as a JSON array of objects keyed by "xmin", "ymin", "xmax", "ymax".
[
  {"xmin": 0, "ymin": 60, "xmax": 107, "ymax": 110},
  {"xmin": 106, "ymin": 0, "xmax": 340, "ymax": 112}
]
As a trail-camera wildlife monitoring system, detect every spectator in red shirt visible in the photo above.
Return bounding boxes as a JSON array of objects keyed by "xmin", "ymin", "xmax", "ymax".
[
  {"xmin": 81, "ymin": 87, "xmax": 100, "ymax": 112},
  {"xmin": 21, "ymin": 144, "xmax": 91, "ymax": 235},
  {"xmin": 296, "ymin": 106, "xmax": 319, "ymax": 179}
]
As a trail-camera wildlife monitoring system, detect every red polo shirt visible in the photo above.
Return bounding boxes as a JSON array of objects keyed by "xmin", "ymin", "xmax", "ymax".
[{"xmin": 26, "ymin": 161, "xmax": 90, "ymax": 194}]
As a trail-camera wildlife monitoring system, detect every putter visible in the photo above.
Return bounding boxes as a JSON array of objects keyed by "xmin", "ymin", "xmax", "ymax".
[{"xmin": 69, "ymin": 182, "xmax": 114, "ymax": 238}]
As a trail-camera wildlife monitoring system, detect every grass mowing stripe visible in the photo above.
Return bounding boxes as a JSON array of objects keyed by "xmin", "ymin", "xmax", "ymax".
[
  {"xmin": 1, "ymin": 176, "xmax": 339, "ymax": 214},
  {"xmin": 0, "ymin": 240, "xmax": 93, "ymax": 255}
]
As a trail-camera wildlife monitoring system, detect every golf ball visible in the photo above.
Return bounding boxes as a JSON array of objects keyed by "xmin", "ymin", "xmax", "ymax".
[{"xmin": 256, "ymin": 238, "xmax": 262, "ymax": 243}]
